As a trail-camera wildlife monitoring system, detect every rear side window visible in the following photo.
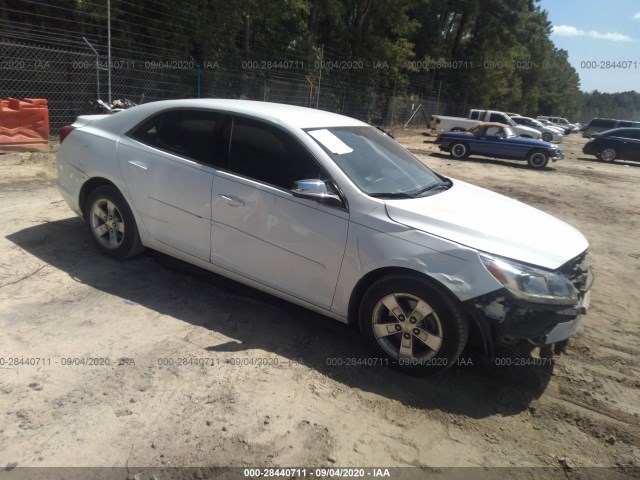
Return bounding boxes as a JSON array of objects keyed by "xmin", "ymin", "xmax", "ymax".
[
  {"xmin": 129, "ymin": 109, "xmax": 223, "ymax": 165},
  {"xmin": 470, "ymin": 111, "xmax": 479, "ymax": 120},
  {"xmin": 227, "ymin": 116, "xmax": 326, "ymax": 190}
]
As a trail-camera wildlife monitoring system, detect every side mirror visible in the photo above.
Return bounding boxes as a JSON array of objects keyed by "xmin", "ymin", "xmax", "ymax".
[{"xmin": 291, "ymin": 179, "xmax": 344, "ymax": 208}]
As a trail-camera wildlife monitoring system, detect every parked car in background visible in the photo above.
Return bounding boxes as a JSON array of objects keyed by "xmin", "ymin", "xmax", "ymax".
[
  {"xmin": 582, "ymin": 128, "xmax": 640, "ymax": 162},
  {"xmin": 56, "ymin": 100, "xmax": 592, "ymax": 375},
  {"xmin": 537, "ymin": 116, "xmax": 575, "ymax": 135},
  {"xmin": 431, "ymin": 109, "xmax": 541, "ymax": 139},
  {"xmin": 537, "ymin": 118, "xmax": 569, "ymax": 135},
  {"xmin": 435, "ymin": 122, "xmax": 564, "ymax": 168},
  {"xmin": 582, "ymin": 118, "xmax": 640, "ymax": 138},
  {"xmin": 510, "ymin": 116, "xmax": 563, "ymax": 143}
]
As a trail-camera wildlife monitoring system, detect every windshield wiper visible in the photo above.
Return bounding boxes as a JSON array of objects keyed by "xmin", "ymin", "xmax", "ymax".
[
  {"xmin": 370, "ymin": 192, "xmax": 415, "ymax": 199},
  {"xmin": 411, "ymin": 178, "xmax": 453, "ymax": 197}
]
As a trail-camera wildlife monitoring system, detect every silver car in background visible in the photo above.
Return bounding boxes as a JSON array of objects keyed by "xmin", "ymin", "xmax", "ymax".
[
  {"xmin": 56, "ymin": 99, "xmax": 593, "ymax": 375},
  {"xmin": 511, "ymin": 116, "xmax": 563, "ymax": 143}
]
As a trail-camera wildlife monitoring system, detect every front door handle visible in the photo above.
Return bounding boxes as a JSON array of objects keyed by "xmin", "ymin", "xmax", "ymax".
[{"xmin": 218, "ymin": 194, "xmax": 245, "ymax": 207}]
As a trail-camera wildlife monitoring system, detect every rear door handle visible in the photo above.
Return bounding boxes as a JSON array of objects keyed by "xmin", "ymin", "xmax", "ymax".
[
  {"xmin": 127, "ymin": 160, "xmax": 148, "ymax": 171},
  {"xmin": 218, "ymin": 194, "xmax": 245, "ymax": 207}
]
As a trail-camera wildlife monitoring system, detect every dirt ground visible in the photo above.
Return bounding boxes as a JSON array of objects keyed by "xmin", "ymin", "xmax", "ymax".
[{"xmin": 1, "ymin": 132, "xmax": 640, "ymax": 475}]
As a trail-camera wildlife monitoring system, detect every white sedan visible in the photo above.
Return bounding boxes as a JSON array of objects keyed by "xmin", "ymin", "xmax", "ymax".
[
  {"xmin": 510, "ymin": 116, "xmax": 564, "ymax": 143},
  {"xmin": 56, "ymin": 99, "xmax": 593, "ymax": 374}
]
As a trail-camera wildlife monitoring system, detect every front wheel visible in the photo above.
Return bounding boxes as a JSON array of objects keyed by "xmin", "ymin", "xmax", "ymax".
[
  {"xmin": 527, "ymin": 150, "xmax": 549, "ymax": 169},
  {"xmin": 84, "ymin": 185, "xmax": 144, "ymax": 259},
  {"xmin": 541, "ymin": 132, "xmax": 553, "ymax": 142},
  {"xmin": 598, "ymin": 147, "xmax": 617, "ymax": 162},
  {"xmin": 450, "ymin": 142, "xmax": 469, "ymax": 159},
  {"xmin": 359, "ymin": 275, "xmax": 469, "ymax": 375}
]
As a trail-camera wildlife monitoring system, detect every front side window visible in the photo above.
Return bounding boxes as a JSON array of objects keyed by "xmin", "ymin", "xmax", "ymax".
[
  {"xmin": 306, "ymin": 126, "xmax": 444, "ymax": 197},
  {"xmin": 227, "ymin": 117, "xmax": 327, "ymax": 190},
  {"xmin": 613, "ymin": 129, "xmax": 640, "ymax": 139}
]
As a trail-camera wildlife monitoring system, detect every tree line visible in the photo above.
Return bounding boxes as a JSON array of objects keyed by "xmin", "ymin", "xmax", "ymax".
[{"xmin": 1, "ymin": 0, "xmax": 636, "ymax": 121}]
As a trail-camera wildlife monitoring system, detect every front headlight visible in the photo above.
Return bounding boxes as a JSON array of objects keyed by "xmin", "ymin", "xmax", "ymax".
[{"xmin": 480, "ymin": 254, "xmax": 579, "ymax": 306}]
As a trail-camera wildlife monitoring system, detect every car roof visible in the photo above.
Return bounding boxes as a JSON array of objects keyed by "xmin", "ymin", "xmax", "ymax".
[{"xmin": 90, "ymin": 99, "xmax": 368, "ymax": 133}]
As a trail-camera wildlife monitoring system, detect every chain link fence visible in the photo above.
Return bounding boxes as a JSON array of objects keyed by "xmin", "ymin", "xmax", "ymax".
[{"xmin": 1, "ymin": 41, "xmax": 457, "ymax": 134}]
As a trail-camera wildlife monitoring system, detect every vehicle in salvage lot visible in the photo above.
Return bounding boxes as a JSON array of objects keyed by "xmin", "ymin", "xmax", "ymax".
[
  {"xmin": 509, "ymin": 116, "xmax": 563, "ymax": 143},
  {"xmin": 538, "ymin": 118, "xmax": 572, "ymax": 136},
  {"xmin": 56, "ymin": 99, "xmax": 593, "ymax": 374},
  {"xmin": 581, "ymin": 118, "xmax": 640, "ymax": 138},
  {"xmin": 582, "ymin": 127, "xmax": 640, "ymax": 162},
  {"xmin": 435, "ymin": 122, "xmax": 564, "ymax": 169},
  {"xmin": 431, "ymin": 109, "xmax": 541, "ymax": 139}
]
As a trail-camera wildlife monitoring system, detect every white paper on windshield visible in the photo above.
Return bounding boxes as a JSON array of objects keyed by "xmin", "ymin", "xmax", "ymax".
[{"xmin": 308, "ymin": 129, "xmax": 353, "ymax": 155}]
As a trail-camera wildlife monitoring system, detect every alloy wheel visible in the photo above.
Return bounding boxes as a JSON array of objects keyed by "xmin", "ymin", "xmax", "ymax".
[
  {"xmin": 371, "ymin": 293, "xmax": 443, "ymax": 362},
  {"xmin": 89, "ymin": 198, "xmax": 125, "ymax": 249}
]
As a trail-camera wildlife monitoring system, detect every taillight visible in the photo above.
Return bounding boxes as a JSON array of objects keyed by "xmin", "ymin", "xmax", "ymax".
[{"xmin": 59, "ymin": 125, "xmax": 75, "ymax": 143}]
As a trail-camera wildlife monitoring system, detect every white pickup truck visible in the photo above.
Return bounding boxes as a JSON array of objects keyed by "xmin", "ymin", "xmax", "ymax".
[{"xmin": 431, "ymin": 109, "xmax": 541, "ymax": 139}]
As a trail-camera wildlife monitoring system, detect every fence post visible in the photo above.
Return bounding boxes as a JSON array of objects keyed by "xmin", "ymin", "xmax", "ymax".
[{"xmin": 316, "ymin": 44, "xmax": 323, "ymax": 109}]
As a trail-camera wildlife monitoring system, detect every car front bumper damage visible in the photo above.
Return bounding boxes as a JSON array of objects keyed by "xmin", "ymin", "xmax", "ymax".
[
  {"xmin": 464, "ymin": 253, "xmax": 594, "ymax": 352},
  {"xmin": 464, "ymin": 288, "xmax": 591, "ymax": 352}
]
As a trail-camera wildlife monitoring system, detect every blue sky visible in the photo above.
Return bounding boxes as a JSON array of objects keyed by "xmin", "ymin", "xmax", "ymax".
[{"xmin": 539, "ymin": 0, "xmax": 640, "ymax": 93}]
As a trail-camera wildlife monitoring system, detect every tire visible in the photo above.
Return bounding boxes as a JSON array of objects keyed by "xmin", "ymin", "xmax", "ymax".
[
  {"xmin": 449, "ymin": 127, "xmax": 466, "ymax": 132},
  {"xmin": 84, "ymin": 185, "xmax": 144, "ymax": 260},
  {"xmin": 541, "ymin": 132, "xmax": 553, "ymax": 142},
  {"xmin": 527, "ymin": 150, "xmax": 549, "ymax": 169},
  {"xmin": 359, "ymin": 274, "xmax": 469, "ymax": 375},
  {"xmin": 597, "ymin": 147, "xmax": 617, "ymax": 162},
  {"xmin": 450, "ymin": 142, "xmax": 469, "ymax": 159}
]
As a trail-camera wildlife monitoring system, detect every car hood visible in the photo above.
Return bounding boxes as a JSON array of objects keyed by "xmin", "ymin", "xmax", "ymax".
[{"xmin": 384, "ymin": 179, "xmax": 587, "ymax": 270}]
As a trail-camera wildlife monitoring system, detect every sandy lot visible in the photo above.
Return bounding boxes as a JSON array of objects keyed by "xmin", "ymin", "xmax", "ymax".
[{"xmin": 1, "ymin": 133, "xmax": 639, "ymax": 476}]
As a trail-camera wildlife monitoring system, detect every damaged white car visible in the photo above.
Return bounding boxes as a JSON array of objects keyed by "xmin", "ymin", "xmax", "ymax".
[{"xmin": 56, "ymin": 99, "xmax": 594, "ymax": 374}]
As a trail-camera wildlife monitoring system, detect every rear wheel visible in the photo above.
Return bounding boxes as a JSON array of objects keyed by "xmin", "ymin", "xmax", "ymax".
[
  {"xmin": 359, "ymin": 275, "xmax": 469, "ymax": 375},
  {"xmin": 598, "ymin": 147, "xmax": 617, "ymax": 162},
  {"xmin": 84, "ymin": 185, "xmax": 144, "ymax": 259},
  {"xmin": 527, "ymin": 150, "xmax": 549, "ymax": 169},
  {"xmin": 450, "ymin": 142, "xmax": 469, "ymax": 159}
]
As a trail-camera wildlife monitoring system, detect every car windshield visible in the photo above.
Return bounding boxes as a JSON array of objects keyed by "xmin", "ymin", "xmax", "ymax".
[
  {"xmin": 503, "ymin": 126, "xmax": 517, "ymax": 137},
  {"xmin": 306, "ymin": 126, "xmax": 444, "ymax": 197}
]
